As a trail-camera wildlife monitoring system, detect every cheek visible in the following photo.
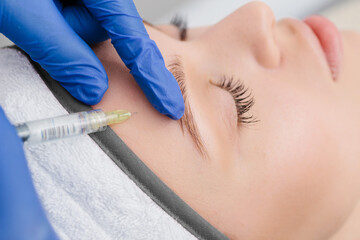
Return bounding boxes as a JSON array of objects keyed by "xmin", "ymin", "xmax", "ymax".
[
  {"xmin": 237, "ymin": 89, "xmax": 359, "ymax": 237},
  {"xmin": 260, "ymin": 105, "xmax": 339, "ymax": 203}
]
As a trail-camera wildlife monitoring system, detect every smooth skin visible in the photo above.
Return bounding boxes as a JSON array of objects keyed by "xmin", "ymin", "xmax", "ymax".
[{"xmin": 93, "ymin": 2, "xmax": 360, "ymax": 239}]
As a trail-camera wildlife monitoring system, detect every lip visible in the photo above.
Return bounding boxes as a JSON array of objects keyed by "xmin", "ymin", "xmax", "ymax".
[{"xmin": 303, "ymin": 15, "xmax": 343, "ymax": 80}]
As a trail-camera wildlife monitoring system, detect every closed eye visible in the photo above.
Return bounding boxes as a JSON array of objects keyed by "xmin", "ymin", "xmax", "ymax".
[
  {"xmin": 211, "ymin": 77, "xmax": 258, "ymax": 126},
  {"xmin": 170, "ymin": 15, "xmax": 188, "ymax": 41}
]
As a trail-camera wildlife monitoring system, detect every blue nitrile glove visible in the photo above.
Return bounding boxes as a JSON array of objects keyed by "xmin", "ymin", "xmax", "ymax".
[
  {"xmin": 0, "ymin": 107, "xmax": 59, "ymax": 240},
  {"xmin": 0, "ymin": 0, "xmax": 184, "ymax": 120}
]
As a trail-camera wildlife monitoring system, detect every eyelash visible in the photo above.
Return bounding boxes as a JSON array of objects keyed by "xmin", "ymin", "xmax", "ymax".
[
  {"xmin": 211, "ymin": 77, "xmax": 258, "ymax": 125},
  {"xmin": 170, "ymin": 15, "xmax": 188, "ymax": 41}
]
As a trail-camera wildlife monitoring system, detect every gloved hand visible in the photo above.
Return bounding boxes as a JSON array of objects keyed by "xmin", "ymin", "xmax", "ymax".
[
  {"xmin": 0, "ymin": 0, "xmax": 184, "ymax": 120},
  {"xmin": 0, "ymin": 107, "xmax": 59, "ymax": 240}
]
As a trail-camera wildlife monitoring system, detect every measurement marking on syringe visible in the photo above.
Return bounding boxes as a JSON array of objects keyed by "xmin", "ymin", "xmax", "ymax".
[{"xmin": 16, "ymin": 109, "xmax": 132, "ymax": 144}]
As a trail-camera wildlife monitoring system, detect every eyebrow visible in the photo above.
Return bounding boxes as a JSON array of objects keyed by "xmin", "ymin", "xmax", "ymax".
[
  {"xmin": 143, "ymin": 20, "xmax": 187, "ymax": 41},
  {"xmin": 143, "ymin": 20, "xmax": 163, "ymax": 33},
  {"xmin": 143, "ymin": 20, "xmax": 206, "ymax": 156},
  {"xmin": 167, "ymin": 56, "xmax": 208, "ymax": 158},
  {"xmin": 143, "ymin": 20, "xmax": 154, "ymax": 28}
]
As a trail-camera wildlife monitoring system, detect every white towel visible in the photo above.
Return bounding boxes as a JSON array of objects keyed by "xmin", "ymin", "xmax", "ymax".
[{"xmin": 0, "ymin": 48, "xmax": 196, "ymax": 240}]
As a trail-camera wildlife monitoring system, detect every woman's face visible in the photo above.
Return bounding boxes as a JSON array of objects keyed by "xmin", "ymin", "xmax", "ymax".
[{"xmin": 93, "ymin": 2, "xmax": 360, "ymax": 239}]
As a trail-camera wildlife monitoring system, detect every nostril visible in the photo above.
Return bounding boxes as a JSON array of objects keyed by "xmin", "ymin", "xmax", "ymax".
[{"xmin": 252, "ymin": 33, "xmax": 281, "ymax": 68}]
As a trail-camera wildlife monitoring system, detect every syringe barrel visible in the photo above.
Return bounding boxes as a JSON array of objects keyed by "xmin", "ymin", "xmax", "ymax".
[{"xmin": 16, "ymin": 110, "xmax": 108, "ymax": 144}]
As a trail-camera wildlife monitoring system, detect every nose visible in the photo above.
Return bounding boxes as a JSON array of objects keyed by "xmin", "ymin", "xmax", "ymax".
[
  {"xmin": 245, "ymin": 2, "xmax": 280, "ymax": 68},
  {"xmin": 202, "ymin": 2, "xmax": 281, "ymax": 69}
]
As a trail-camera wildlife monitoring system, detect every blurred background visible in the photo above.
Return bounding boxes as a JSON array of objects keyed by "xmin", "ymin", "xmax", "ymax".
[{"xmin": 1, "ymin": 0, "xmax": 359, "ymax": 48}]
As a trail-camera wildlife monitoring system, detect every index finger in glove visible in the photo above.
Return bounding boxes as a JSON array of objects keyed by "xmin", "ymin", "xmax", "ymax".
[
  {"xmin": 0, "ymin": 0, "xmax": 108, "ymax": 105},
  {"xmin": 81, "ymin": 0, "xmax": 185, "ymax": 119}
]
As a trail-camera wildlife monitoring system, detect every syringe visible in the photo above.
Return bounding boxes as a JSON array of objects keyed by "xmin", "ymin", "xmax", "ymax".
[{"xmin": 15, "ymin": 109, "xmax": 133, "ymax": 144}]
